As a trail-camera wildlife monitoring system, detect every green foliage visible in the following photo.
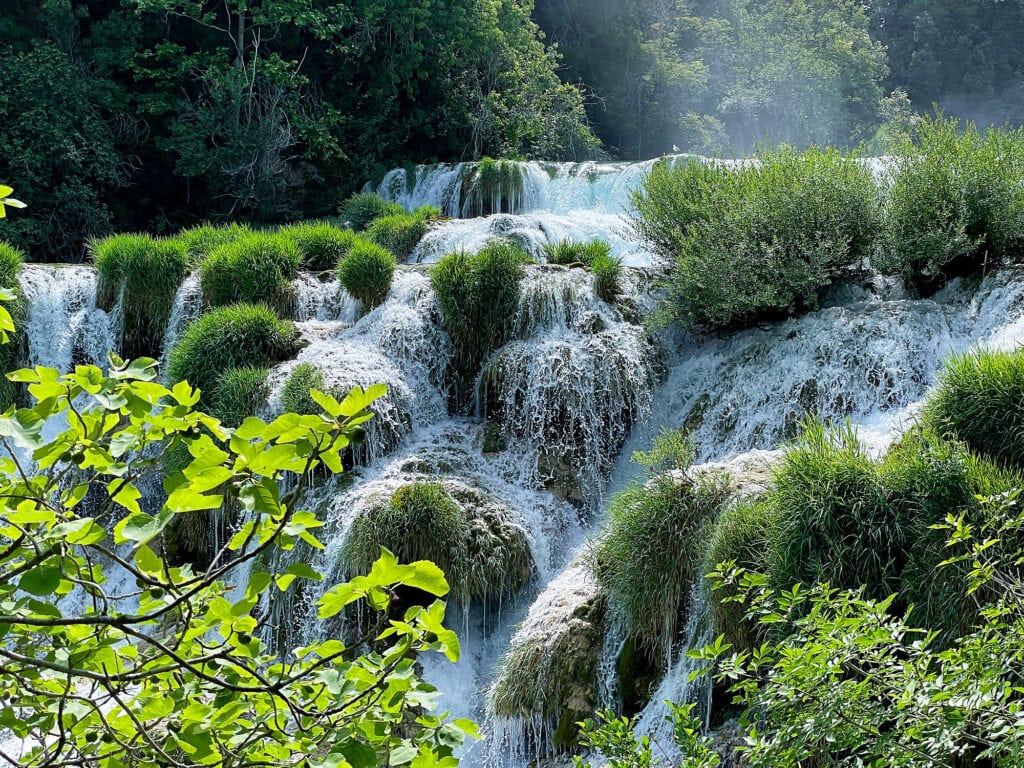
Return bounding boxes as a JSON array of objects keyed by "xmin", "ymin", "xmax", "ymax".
[
  {"xmin": 337, "ymin": 240, "xmax": 397, "ymax": 310},
  {"xmin": 0, "ymin": 184, "xmax": 26, "ymax": 219},
  {"xmin": 462, "ymin": 159, "xmax": 525, "ymax": 217},
  {"xmin": 280, "ymin": 362, "xmax": 327, "ymax": 415},
  {"xmin": 365, "ymin": 212, "xmax": 430, "ymax": 260},
  {"xmin": 280, "ymin": 221, "xmax": 360, "ymax": 271},
  {"xmin": 590, "ymin": 250, "xmax": 622, "ymax": 304},
  {"xmin": 199, "ymin": 232, "xmax": 301, "ymax": 315},
  {"xmin": 630, "ymin": 427, "xmax": 694, "ymax": 474},
  {"xmin": 0, "ymin": 242, "xmax": 24, "ymax": 409},
  {"xmin": 91, "ymin": 233, "xmax": 189, "ymax": 358},
  {"xmin": 343, "ymin": 481, "xmax": 533, "ymax": 606},
  {"xmin": 211, "ymin": 366, "xmax": 269, "ymax": 427},
  {"xmin": 921, "ymin": 347, "xmax": 1024, "ymax": 471},
  {"xmin": 339, "ymin": 194, "xmax": 405, "ymax": 232},
  {"xmin": 575, "ymin": 705, "xmax": 720, "ymax": 768},
  {"xmin": 0, "ymin": 345, "xmax": 476, "ymax": 767},
  {"xmin": 540, "ymin": 240, "xmax": 621, "ymax": 302},
  {"xmin": 596, "ymin": 474, "xmax": 733, "ymax": 660},
  {"xmin": 634, "ymin": 148, "xmax": 880, "ymax": 331},
  {"xmin": 878, "ymin": 116, "xmax": 1024, "ymax": 291},
  {"xmin": 430, "ymin": 241, "xmax": 528, "ymax": 390},
  {"xmin": 176, "ymin": 222, "xmax": 253, "ymax": 269},
  {"xmin": 166, "ymin": 303, "xmax": 300, "ymax": 410}
]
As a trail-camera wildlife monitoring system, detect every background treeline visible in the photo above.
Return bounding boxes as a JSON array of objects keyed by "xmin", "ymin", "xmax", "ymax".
[{"xmin": 5, "ymin": 0, "xmax": 1024, "ymax": 261}]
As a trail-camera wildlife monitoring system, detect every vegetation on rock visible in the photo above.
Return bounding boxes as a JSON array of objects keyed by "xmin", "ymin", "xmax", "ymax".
[
  {"xmin": 280, "ymin": 221, "xmax": 360, "ymax": 271},
  {"xmin": 199, "ymin": 232, "xmax": 301, "ymax": 315},
  {"xmin": 337, "ymin": 240, "xmax": 397, "ymax": 310}
]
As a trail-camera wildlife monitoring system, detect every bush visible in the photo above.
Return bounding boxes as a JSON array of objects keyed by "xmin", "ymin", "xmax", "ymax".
[
  {"xmin": 632, "ymin": 148, "xmax": 880, "ymax": 331},
  {"xmin": 199, "ymin": 232, "xmax": 301, "ymax": 315},
  {"xmin": 430, "ymin": 241, "xmax": 528, "ymax": 389},
  {"xmin": 280, "ymin": 221, "xmax": 360, "ymax": 271},
  {"xmin": 211, "ymin": 366, "xmax": 269, "ymax": 426},
  {"xmin": 339, "ymin": 193, "xmax": 403, "ymax": 232},
  {"xmin": 337, "ymin": 240, "xmax": 397, "ymax": 310},
  {"xmin": 0, "ymin": 241, "xmax": 25, "ymax": 409},
  {"xmin": 166, "ymin": 303, "xmax": 301, "ymax": 410},
  {"xmin": 176, "ymin": 222, "xmax": 253, "ymax": 269},
  {"xmin": 280, "ymin": 362, "xmax": 326, "ymax": 415},
  {"xmin": 705, "ymin": 499, "xmax": 774, "ymax": 654},
  {"xmin": 365, "ymin": 211, "xmax": 431, "ymax": 260},
  {"xmin": 343, "ymin": 481, "xmax": 533, "ymax": 606},
  {"xmin": 595, "ymin": 473, "xmax": 733, "ymax": 661},
  {"xmin": 921, "ymin": 347, "xmax": 1024, "ymax": 471},
  {"xmin": 878, "ymin": 116, "xmax": 1024, "ymax": 291},
  {"xmin": 90, "ymin": 233, "xmax": 189, "ymax": 359}
]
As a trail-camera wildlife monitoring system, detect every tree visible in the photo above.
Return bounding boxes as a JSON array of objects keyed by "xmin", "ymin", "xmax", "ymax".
[{"xmin": 0, "ymin": 323, "xmax": 476, "ymax": 766}]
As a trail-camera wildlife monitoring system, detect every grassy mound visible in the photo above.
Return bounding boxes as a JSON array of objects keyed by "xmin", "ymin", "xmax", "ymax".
[
  {"xmin": 430, "ymin": 241, "xmax": 528, "ymax": 390},
  {"xmin": 166, "ymin": 303, "xmax": 300, "ymax": 410},
  {"xmin": 541, "ymin": 240, "xmax": 621, "ymax": 303},
  {"xmin": 279, "ymin": 362, "xmax": 326, "ymax": 415},
  {"xmin": 365, "ymin": 206, "xmax": 437, "ymax": 260},
  {"xmin": 280, "ymin": 221, "xmax": 360, "ymax": 271},
  {"xmin": 878, "ymin": 116, "xmax": 1024, "ymax": 291},
  {"xmin": 337, "ymin": 240, "xmax": 397, "ymax": 310},
  {"xmin": 339, "ymin": 193, "xmax": 403, "ymax": 232},
  {"xmin": 595, "ymin": 473, "xmax": 733, "ymax": 661},
  {"xmin": 90, "ymin": 233, "xmax": 189, "ymax": 359},
  {"xmin": 0, "ymin": 242, "xmax": 25, "ymax": 409},
  {"xmin": 199, "ymin": 232, "xmax": 301, "ymax": 315},
  {"xmin": 176, "ymin": 222, "xmax": 252, "ymax": 269},
  {"xmin": 342, "ymin": 481, "xmax": 533, "ymax": 607},
  {"xmin": 632, "ymin": 147, "xmax": 880, "ymax": 331},
  {"xmin": 921, "ymin": 347, "xmax": 1024, "ymax": 470},
  {"xmin": 211, "ymin": 366, "xmax": 269, "ymax": 427}
]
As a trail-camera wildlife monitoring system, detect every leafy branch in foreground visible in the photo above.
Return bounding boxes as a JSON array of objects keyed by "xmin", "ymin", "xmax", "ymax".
[{"xmin": 0, "ymin": 335, "xmax": 475, "ymax": 766}]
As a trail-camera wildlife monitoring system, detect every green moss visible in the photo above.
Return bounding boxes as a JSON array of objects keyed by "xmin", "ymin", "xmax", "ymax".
[
  {"xmin": 199, "ymin": 232, "xmax": 301, "ymax": 315},
  {"xmin": 166, "ymin": 303, "xmax": 301, "ymax": 410},
  {"xmin": 337, "ymin": 240, "xmax": 397, "ymax": 310},
  {"xmin": 595, "ymin": 473, "xmax": 733, "ymax": 660},
  {"xmin": 176, "ymin": 222, "xmax": 253, "ymax": 269},
  {"xmin": 365, "ymin": 210, "xmax": 431, "ymax": 260},
  {"xmin": 339, "ymin": 193, "xmax": 404, "ymax": 232},
  {"xmin": 90, "ymin": 233, "xmax": 189, "ymax": 359},
  {"xmin": 280, "ymin": 362, "xmax": 326, "ymax": 415},
  {"xmin": 430, "ymin": 241, "xmax": 528, "ymax": 392},
  {"xmin": 211, "ymin": 366, "xmax": 269, "ymax": 427},
  {"xmin": 280, "ymin": 221, "xmax": 360, "ymax": 271},
  {"xmin": 342, "ymin": 481, "xmax": 533, "ymax": 607},
  {"xmin": 0, "ymin": 242, "xmax": 25, "ymax": 410},
  {"xmin": 921, "ymin": 347, "xmax": 1024, "ymax": 470}
]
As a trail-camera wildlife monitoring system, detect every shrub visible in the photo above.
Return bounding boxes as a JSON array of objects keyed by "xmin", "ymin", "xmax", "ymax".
[
  {"xmin": 595, "ymin": 473, "xmax": 733, "ymax": 661},
  {"xmin": 337, "ymin": 240, "xmax": 397, "ymax": 310},
  {"xmin": 430, "ymin": 241, "xmax": 528, "ymax": 389},
  {"xmin": 90, "ymin": 233, "xmax": 189, "ymax": 359},
  {"xmin": 166, "ymin": 303, "xmax": 301, "ymax": 410},
  {"xmin": 0, "ymin": 241, "xmax": 25, "ymax": 409},
  {"xmin": 339, "ymin": 193, "xmax": 403, "ymax": 232},
  {"xmin": 211, "ymin": 366, "xmax": 269, "ymax": 427},
  {"xmin": 365, "ymin": 211, "xmax": 430, "ymax": 260},
  {"xmin": 878, "ymin": 116, "xmax": 1024, "ymax": 291},
  {"xmin": 199, "ymin": 232, "xmax": 301, "ymax": 315},
  {"xmin": 280, "ymin": 221, "xmax": 360, "ymax": 271},
  {"xmin": 343, "ymin": 481, "xmax": 532, "ymax": 606},
  {"xmin": 705, "ymin": 499, "xmax": 774, "ymax": 654},
  {"xmin": 632, "ymin": 147, "xmax": 880, "ymax": 331},
  {"xmin": 280, "ymin": 362, "xmax": 326, "ymax": 415},
  {"xmin": 176, "ymin": 222, "xmax": 253, "ymax": 269},
  {"xmin": 921, "ymin": 347, "xmax": 1024, "ymax": 470}
]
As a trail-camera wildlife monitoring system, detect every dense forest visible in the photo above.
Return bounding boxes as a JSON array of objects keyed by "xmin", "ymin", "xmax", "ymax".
[{"xmin": 4, "ymin": 0, "xmax": 1024, "ymax": 261}]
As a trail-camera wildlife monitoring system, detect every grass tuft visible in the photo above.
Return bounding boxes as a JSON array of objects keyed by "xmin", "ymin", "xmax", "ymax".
[
  {"xmin": 211, "ymin": 366, "xmax": 269, "ymax": 427},
  {"xmin": 364, "ymin": 207, "xmax": 435, "ymax": 260},
  {"xmin": 199, "ymin": 232, "xmax": 300, "ymax": 315},
  {"xmin": 280, "ymin": 362, "xmax": 326, "ymax": 415},
  {"xmin": 176, "ymin": 222, "xmax": 253, "ymax": 269},
  {"xmin": 279, "ymin": 221, "xmax": 360, "ymax": 271},
  {"xmin": 339, "ymin": 193, "xmax": 404, "ymax": 232},
  {"xmin": 337, "ymin": 240, "xmax": 397, "ymax": 310}
]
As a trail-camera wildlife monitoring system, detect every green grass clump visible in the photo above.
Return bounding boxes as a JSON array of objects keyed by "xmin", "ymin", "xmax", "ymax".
[
  {"xmin": 280, "ymin": 362, "xmax": 326, "ymax": 415},
  {"xmin": 365, "ymin": 207, "xmax": 436, "ymax": 260},
  {"xmin": 595, "ymin": 473, "xmax": 733, "ymax": 660},
  {"xmin": 343, "ymin": 481, "xmax": 532, "ymax": 606},
  {"xmin": 199, "ymin": 232, "xmax": 301, "ymax": 315},
  {"xmin": 541, "ymin": 239, "xmax": 621, "ymax": 303},
  {"xmin": 280, "ymin": 221, "xmax": 360, "ymax": 271},
  {"xmin": 430, "ymin": 241, "xmax": 528, "ymax": 391},
  {"xmin": 463, "ymin": 158, "xmax": 525, "ymax": 216},
  {"xmin": 211, "ymin": 366, "xmax": 269, "ymax": 427},
  {"xmin": 176, "ymin": 222, "xmax": 252, "ymax": 269},
  {"xmin": 166, "ymin": 303, "xmax": 300, "ymax": 410},
  {"xmin": 878, "ymin": 116, "xmax": 1024, "ymax": 292},
  {"xmin": 632, "ymin": 147, "xmax": 880, "ymax": 332},
  {"xmin": 921, "ymin": 347, "xmax": 1024, "ymax": 471},
  {"xmin": 0, "ymin": 242, "xmax": 25, "ymax": 409},
  {"xmin": 339, "ymin": 193, "xmax": 403, "ymax": 232},
  {"xmin": 590, "ymin": 250, "xmax": 621, "ymax": 303},
  {"xmin": 90, "ymin": 233, "xmax": 189, "ymax": 359},
  {"xmin": 337, "ymin": 240, "xmax": 397, "ymax": 310}
]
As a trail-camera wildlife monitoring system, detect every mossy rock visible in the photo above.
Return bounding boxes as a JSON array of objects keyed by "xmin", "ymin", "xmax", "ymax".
[{"xmin": 342, "ymin": 480, "xmax": 533, "ymax": 607}]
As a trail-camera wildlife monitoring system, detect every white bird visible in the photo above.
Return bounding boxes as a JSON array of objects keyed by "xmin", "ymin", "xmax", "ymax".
[{"xmin": 672, "ymin": 145, "xmax": 680, "ymax": 153}]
